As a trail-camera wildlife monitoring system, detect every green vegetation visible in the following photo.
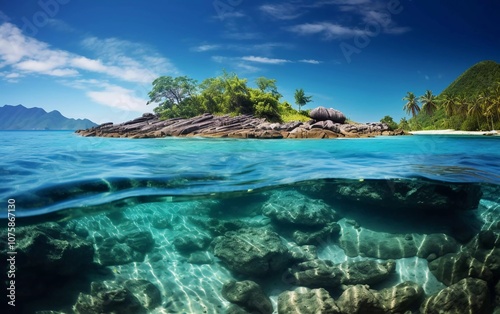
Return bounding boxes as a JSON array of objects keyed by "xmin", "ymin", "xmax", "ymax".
[
  {"xmin": 148, "ymin": 72, "xmax": 310, "ymax": 122},
  {"xmin": 441, "ymin": 60, "xmax": 500, "ymax": 97},
  {"xmin": 403, "ymin": 61, "xmax": 500, "ymax": 131},
  {"xmin": 379, "ymin": 115, "xmax": 398, "ymax": 130},
  {"xmin": 294, "ymin": 88, "xmax": 313, "ymax": 112}
]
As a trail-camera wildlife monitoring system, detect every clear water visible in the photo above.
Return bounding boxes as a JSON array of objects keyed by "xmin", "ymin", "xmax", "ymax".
[{"xmin": 1, "ymin": 131, "xmax": 499, "ymax": 313}]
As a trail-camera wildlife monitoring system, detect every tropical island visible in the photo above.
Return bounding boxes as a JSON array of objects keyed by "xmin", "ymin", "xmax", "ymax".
[{"xmin": 77, "ymin": 60, "xmax": 500, "ymax": 139}]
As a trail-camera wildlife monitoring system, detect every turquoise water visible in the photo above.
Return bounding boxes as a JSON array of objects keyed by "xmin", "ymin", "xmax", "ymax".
[{"xmin": 1, "ymin": 131, "xmax": 499, "ymax": 313}]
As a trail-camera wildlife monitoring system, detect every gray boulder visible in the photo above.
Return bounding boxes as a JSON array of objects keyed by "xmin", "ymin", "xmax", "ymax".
[
  {"xmin": 222, "ymin": 280, "xmax": 273, "ymax": 314},
  {"xmin": 262, "ymin": 190, "xmax": 339, "ymax": 227},
  {"xmin": 337, "ymin": 281, "xmax": 423, "ymax": 314},
  {"xmin": 420, "ymin": 278, "xmax": 491, "ymax": 314},
  {"xmin": 286, "ymin": 259, "xmax": 395, "ymax": 288},
  {"xmin": 339, "ymin": 223, "xmax": 459, "ymax": 259},
  {"xmin": 309, "ymin": 106, "xmax": 346, "ymax": 123},
  {"xmin": 212, "ymin": 228, "xmax": 290, "ymax": 276},
  {"xmin": 173, "ymin": 233, "xmax": 211, "ymax": 254},
  {"xmin": 429, "ymin": 252, "xmax": 493, "ymax": 286},
  {"xmin": 278, "ymin": 287, "xmax": 340, "ymax": 314},
  {"xmin": 74, "ymin": 282, "xmax": 147, "ymax": 314},
  {"xmin": 124, "ymin": 279, "xmax": 162, "ymax": 310}
]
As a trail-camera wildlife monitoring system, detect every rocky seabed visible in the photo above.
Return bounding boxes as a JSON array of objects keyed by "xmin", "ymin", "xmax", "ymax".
[{"xmin": 4, "ymin": 182, "xmax": 499, "ymax": 314}]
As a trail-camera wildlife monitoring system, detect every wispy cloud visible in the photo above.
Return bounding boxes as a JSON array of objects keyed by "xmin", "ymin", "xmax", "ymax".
[
  {"xmin": 289, "ymin": 22, "xmax": 367, "ymax": 39},
  {"xmin": 0, "ymin": 22, "xmax": 174, "ymax": 112},
  {"xmin": 259, "ymin": 3, "xmax": 305, "ymax": 20},
  {"xmin": 191, "ymin": 44, "xmax": 221, "ymax": 52},
  {"xmin": 241, "ymin": 56, "xmax": 291, "ymax": 64},
  {"xmin": 298, "ymin": 59, "xmax": 322, "ymax": 64},
  {"xmin": 274, "ymin": 0, "xmax": 410, "ymax": 39}
]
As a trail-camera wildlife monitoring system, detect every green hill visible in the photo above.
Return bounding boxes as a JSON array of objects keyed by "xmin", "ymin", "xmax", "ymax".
[
  {"xmin": 441, "ymin": 60, "xmax": 500, "ymax": 97},
  {"xmin": 408, "ymin": 60, "xmax": 500, "ymax": 131}
]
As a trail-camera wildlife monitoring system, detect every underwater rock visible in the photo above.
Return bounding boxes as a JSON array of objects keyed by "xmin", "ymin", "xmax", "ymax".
[
  {"xmin": 73, "ymin": 282, "xmax": 147, "ymax": 314},
  {"xmin": 9, "ymin": 223, "xmax": 94, "ymax": 275},
  {"xmin": 222, "ymin": 280, "xmax": 273, "ymax": 314},
  {"xmin": 95, "ymin": 237, "xmax": 145, "ymax": 266},
  {"xmin": 123, "ymin": 231, "xmax": 155, "ymax": 253},
  {"xmin": 339, "ymin": 224, "xmax": 459, "ymax": 259},
  {"xmin": 337, "ymin": 281, "xmax": 423, "ymax": 314},
  {"xmin": 288, "ymin": 244, "xmax": 318, "ymax": 263},
  {"xmin": 262, "ymin": 190, "xmax": 339, "ymax": 227},
  {"xmin": 188, "ymin": 251, "xmax": 213, "ymax": 264},
  {"xmin": 124, "ymin": 279, "xmax": 162, "ymax": 310},
  {"xmin": 292, "ymin": 222, "xmax": 341, "ymax": 246},
  {"xmin": 173, "ymin": 233, "xmax": 211, "ymax": 254},
  {"xmin": 285, "ymin": 259, "xmax": 395, "ymax": 288},
  {"xmin": 329, "ymin": 179, "xmax": 482, "ymax": 212},
  {"xmin": 465, "ymin": 227, "xmax": 500, "ymax": 279},
  {"xmin": 212, "ymin": 228, "xmax": 290, "ymax": 276},
  {"xmin": 309, "ymin": 106, "xmax": 346, "ymax": 124},
  {"xmin": 0, "ymin": 223, "xmax": 95, "ymax": 302},
  {"xmin": 277, "ymin": 287, "xmax": 340, "ymax": 314},
  {"xmin": 428, "ymin": 252, "xmax": 493, "ymax": 286},
  {"xmin": 420, "ymin": 278, "xmax": 491, "ymax": 314}
]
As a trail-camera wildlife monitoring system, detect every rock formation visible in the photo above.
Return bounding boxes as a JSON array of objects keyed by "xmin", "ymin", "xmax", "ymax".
[{"xmin": 76, "ymin": 110, "xmax": 403, "ymax": 139}]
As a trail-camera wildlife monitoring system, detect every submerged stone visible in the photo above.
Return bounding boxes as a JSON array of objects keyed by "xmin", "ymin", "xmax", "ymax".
[
  {"xmin": 292, "ymin": 222, "xmax": 341, "ymax": 246},
  {"xmin": 420, "ymin": 278, "xmax": 490, "ymax": 314},
  {"xmin": 337, "ymin": 281, "xmax": 423, "ymax": 314},
  {"xmin": 277, "ymin": 287, "xmax": 340, "ymax": 314},
  {"xmin": 74, "ymin": 282, "xmax": 147, "ymax": 314},
  {"xmin": 222, "ymin": 280, "xmax": 273, "ymax": 314},
  {"xmin": 428, "ymin": 252, "xmax": 493, "ymax": 286},
  {"xmin": 285, "ymin": 259, "xmax": 395, "ymax": 289},
  {"xmin": 173, "ymin": 233, "xmax": 211, "ymax": 254},
  {"xmin": 328, "ymin": 179, "xmax": 482, "ymax": 212},
  {"xmin": 262, "ymin": 190, "xmax": 339, "ymax": 227},
  {"xmin": 124, "ymin": 279, "xmax": 162, "ymax": 310},
  {"xmin": 212, "ymin": 228, "xmax": 290, "ymax": 276},
  {"xmin": 339, "ymin": 223, "xmax": 459, "ymax": 259}
]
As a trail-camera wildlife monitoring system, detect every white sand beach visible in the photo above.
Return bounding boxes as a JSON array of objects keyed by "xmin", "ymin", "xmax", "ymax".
[{"xmin": 409, "ymin": 129, "xmax": 499, "ymax": 136}]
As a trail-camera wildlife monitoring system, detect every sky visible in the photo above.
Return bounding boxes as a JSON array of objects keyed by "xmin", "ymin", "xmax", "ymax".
[{"xmin": 1, "ymin": 0, "xmax": 499, "ymax": 124}]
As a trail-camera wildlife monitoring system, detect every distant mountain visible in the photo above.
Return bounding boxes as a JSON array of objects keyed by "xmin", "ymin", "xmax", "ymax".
[
  {"xmin": 0, "ymin": 105, "xmax": 98, "ymax": 130},
  {"xmin": 440, "ymin": 60, "xmax": 500, "ymax": 97}
]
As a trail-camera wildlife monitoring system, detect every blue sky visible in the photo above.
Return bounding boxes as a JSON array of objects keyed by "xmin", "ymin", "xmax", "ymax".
[{"xmin": 1, "ymin": 0, "xmax": 499, "ymax": 124}]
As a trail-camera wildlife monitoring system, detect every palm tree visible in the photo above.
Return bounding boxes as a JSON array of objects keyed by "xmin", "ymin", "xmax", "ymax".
[
  {"xmin": 467, "ymin": 97, "xmax": 482, "ymax": 130},
  {"xmin": 294, "ymin": 88, "xmax": 313, "ymax": 112},
  {"xmin": 440, "ymin": 94, "xmax": 455, "ymax": 117},
  {"xmin": 402, "ymin": 92, "xmax": 420, "ymax": 117},
  {"xmin": 419, "ymin": 90, "xmax": 437, "ymax": 115},
  {"xmin": 454, "ymin": 95, "xmax": 469, "ymax": 117}
]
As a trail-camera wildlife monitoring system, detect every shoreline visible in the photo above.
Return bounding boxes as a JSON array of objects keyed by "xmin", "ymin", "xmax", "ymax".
[
  {"xmin": 76, "ymin": 113, "xmax": 406, "ymax": 139},
  {"xmin": 409, "ymin": 129, "xmax": 499, "ymax": 136}
]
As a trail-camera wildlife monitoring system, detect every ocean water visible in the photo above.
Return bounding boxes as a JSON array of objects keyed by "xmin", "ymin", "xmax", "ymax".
[{"xmin": 1, "ymin": 131, "xmax": 499, "ymax": 313}]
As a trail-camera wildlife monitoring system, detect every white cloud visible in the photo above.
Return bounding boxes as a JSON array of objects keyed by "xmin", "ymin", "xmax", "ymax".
[
  {"xmin": 260, "ymin": 4, "xmax": 304, "ymax": 20},
  {"xmin": 289, "ymin": 22, "xmax": 367, "ymax": 38},
  {"xmin": 283, "ymin": 0, "xmax": 410, "ymax": 39},
  {"xmin": 299, "ymin": 59, "xmax": 322, "ymax": 64},
  {"xmin": 191, "ymin": 44, "xmax": 221, "ymax": 52},
  {"xmin": 0, "ymin": 23, "xmax": 177, "ymax": 85},
  {"xmin": 241, "ymin": 56, "xmax": 291, "ymax": 64},
  {"xmin": 87, "ymin": 84, "xmax": 147, "ymax": 112}
]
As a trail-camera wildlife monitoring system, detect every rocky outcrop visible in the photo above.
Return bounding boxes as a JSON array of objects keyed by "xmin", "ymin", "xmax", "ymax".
[
  {"xmin": 95, "ymin": 230, "xmax": 155, "ymax": 266},
  {"xmin": 428, "ymin": 252, "xmax": 493, "ymax": 286},
  {"xmin": 74, "ymin": 280, "xmax": 162, "ymax": 313},
  {"xmin": 76, "ymin": 111, "xmax": 402, "ymax": 139},
  {"xmin": 222, "ymin": 280, "xmax": 273, "ymax": 314},
  {"xmin": 329, "ymin": 179, "xmax": 483, "ymax": 212},
  {"xmin": 212, "ymin": 228, "xmax": 290, "ymax": 276},
  {"xmin": 337, "ymin": 281, "xmax": 424, "ymax": 314},
  {"xmin": 278, "ymin": 287, "xmax": 341, "ymax": 314},
  {"xmin": 420, "ymin": 278, "xmax": 491, "ymax": 314},
  {"xmin": 309, "ymin": 106, "xmax": 346, "ymax": 123},
  {"xmin": 339, "ymin": 224, "xmax": 459, "ymax": 260},
  {"xmin": 285, "ymin": 259, "xmax": 395, "ymax": 288}
]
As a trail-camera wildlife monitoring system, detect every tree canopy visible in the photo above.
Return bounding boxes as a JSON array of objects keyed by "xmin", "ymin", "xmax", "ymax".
[
  {"xmin": 294, "ymin": 88, "xmax": 313, "ymax": 112},
  {"xmin": 147, "ymin": 73, "xmax": 309, "ymax": 122}
]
